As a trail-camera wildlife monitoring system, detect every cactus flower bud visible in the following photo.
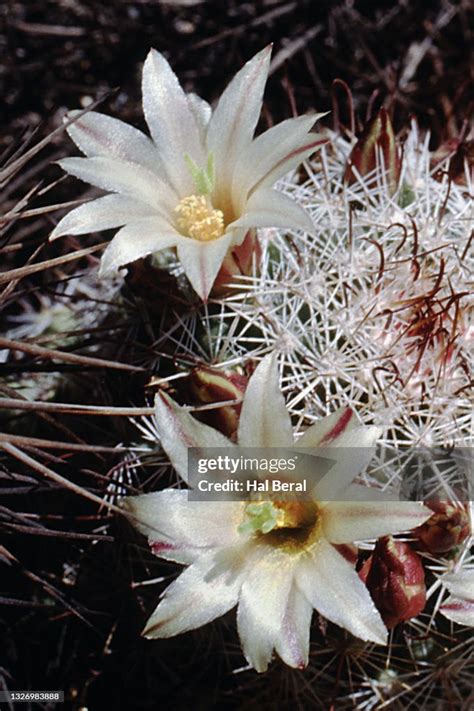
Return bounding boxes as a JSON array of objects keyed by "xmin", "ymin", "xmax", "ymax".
[
  {"xmin": 189, "ymin": 365, "xmax": 248, "ymax": 439},
  {"xmin": 211, "ymin": 229, "xmax": 261, "ymax": 296},
  {"xmin": 413, "ymin": 499, "xmax": 470, "ymax": 554},
  {"xmin": 431, "ymin": 137, "xmax": 474, "ymax": 185},
  {"xmin": 359, "ymin": 536, "xmax": 426, "ymax": 629},
  {"xmin": 334, "ymin": 543, "xmax": 358, "ymax": 566},
  {"xmin": 344, "ymin": 108, "xmax": 400, "ymax": 194}
]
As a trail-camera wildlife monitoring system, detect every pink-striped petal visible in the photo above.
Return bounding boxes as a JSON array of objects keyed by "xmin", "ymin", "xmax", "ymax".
[
  {"xmin": 154, "ymin": 391, "xmax": 234, "ymax": 483},
  {"xmin": 296, "ymin": 408, "xmax": 356, "ymax": 448},
  {"xmin": 440, "ymin": 597, "xmax": 474, "ymax": 626},
  {"xmin": 312, "ymin": 426, "xmax": 382, "ymax": 501},
  {"xmin": 296, "ymin": 412, "xmax": 382, "ymax": 502}
]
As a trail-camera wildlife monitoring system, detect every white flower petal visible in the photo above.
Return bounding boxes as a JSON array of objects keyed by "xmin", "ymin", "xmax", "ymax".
[
  {"xmin": 122, "ymin": 489, "xmax": 242, "ymax": 563},
  {"xmin": 253, "ymin": 135, "xmax": 326, "ymax": 193},
  {"xmin": 229, "ymin": 187, "xmax": 314, "ymax": 235},
  {"xmin": 442, "ymin": 571, "xmax": 474, "ymax": 600},
  {"xmin": 58, "ymin": 156, "xmax": 177, "ymax": 211},
  {"xmin": 341, "ymin": 483, "xmax": 400, "ymax": 502},
  {"xmin": 187, "ymin": 93, "xmax": 212, "ymax": 138},
  {"xmin": 98, "ymin": 217, "xmax": 182, "ymax": 277},
  {"xmin": 143, "ymin": 547, "xmax": 245, "ymax": 638},
  {"xmin": 323, "ymin": 426, "xmax": 383, "ymax": 451},
  {"xmin": 321, "ymin": 500, "xmax": 431, "ymax": 544},
  {"xmin": 313, "ymin": 426, "xmax": 382, "ymax": 501},
  {"xmin": 440, "ymin": 596, "xmax": 474, "ymax": 627},
  {"xmin": 238, "ymin": 353, "xmax": 294, "ymax": 447},
  {"xmin": 296, "ymin": 539, "xmax": 387, "ymax": 644},
  {"xmin": 177, "ymin": 233, "xmax": 233, "ymax": 300},
  {"xmin": 154, "ymin": 391, "xmax": 234, "ymax": 483},
  {"xmin": 66, "ymin": 110, "xmax": 165, "ymax": 176},
  {"xmin": 274, "ymin": 585, "xmax": 313, "ymax": 669},
  {"xmin": 50, "ymin": 195, "xmax": 155, "ymax": 240},
  {"xmin": 232, "ymin": 114, "xmax": 324, "ymax": 205},
  {"xmin": 207, "ymin": 46, "xmax": 272, "ymax": 205},
  {"xmin": 142, "ymin": 49, "xmax": 204, "ymax": 195},
  {"xmin": 296, "ymin": 408, "xmax": 356, "ymax": 448},
  {"xmin": 237, "ymin": 549, "xmax": 296, "ymax": 672}
]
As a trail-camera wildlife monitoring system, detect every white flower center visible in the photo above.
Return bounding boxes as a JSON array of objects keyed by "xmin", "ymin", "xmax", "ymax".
[{"xmin": 175, "ymin": 195, "xmax": 225, "ymax": 242}]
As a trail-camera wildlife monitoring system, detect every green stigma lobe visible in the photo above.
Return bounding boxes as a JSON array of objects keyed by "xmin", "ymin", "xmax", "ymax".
[
  {"xmin": 238, "ymin": 501, "xmax": 280, "ymax": 536},
  {"xmin": 184, "ymin": 153, "xmax": 216, "ymax": 195}
]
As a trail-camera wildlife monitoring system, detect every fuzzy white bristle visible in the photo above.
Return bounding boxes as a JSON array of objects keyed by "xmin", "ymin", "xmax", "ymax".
[{"xmin": 182, "ymin": 122, "xmax": 473, "ymax": 449}]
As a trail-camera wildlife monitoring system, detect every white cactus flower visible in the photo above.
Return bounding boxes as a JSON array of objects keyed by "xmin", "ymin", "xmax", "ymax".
[
  {"xmin": 51, "ymin": 46, "xmax": 324, "ymax": 300},
  {"xmin": 440, "ymin": 570, "xmax": 474, "ymax": 626},
  {"xmin": 123, "ymin": 354, "xmax": 430, "ymax": 672}
]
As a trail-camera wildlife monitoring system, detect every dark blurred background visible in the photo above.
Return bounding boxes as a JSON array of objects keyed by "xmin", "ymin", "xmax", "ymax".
[
  {"xmin": 1, "ymin": 2, "xmax": 472, "ymax": 710},
  {"xmin": 2, "ymin": 0, "xmax": 473, "ymax": 145}
]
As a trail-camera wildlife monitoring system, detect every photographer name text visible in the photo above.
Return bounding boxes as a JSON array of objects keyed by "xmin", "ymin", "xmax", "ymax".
[{"xmin": 196, "ymin": 478, "xmax": 306, "ymax": 493}]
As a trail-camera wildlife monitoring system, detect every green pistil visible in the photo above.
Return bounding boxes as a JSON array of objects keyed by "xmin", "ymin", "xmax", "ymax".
[
  {"xmin": 238, "ymin": 502, "xmax": 281, "ymax": 536},
  {"xmin": 184, "ymin": 152, "xmax": 216, "ymax": 195}
]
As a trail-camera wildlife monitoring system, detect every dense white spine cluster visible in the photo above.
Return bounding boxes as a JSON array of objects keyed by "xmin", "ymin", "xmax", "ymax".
[{"xmin": 194, "ymin": 123, "xmax": 473, "ymax": 449}]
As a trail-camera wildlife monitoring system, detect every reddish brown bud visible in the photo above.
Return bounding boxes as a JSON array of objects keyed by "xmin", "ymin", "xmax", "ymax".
[
  {"xmin": 212, "ymin": 229, "xmax": 261, "ymax": 296},
  {"xmin": 414, "ymin": 499, "xmax": 470, "ymax": 554},
  {"xmin": 358, "ymin": 555, "xmax": 373, "ymax": 584},
  {"xmin": 344, "ymin": 108, "xmax": 401, "ymax": 194},
  {"xmin": 334, "ymin": 543, "xmax": 358, "ymax": 566},
  {"xmin": 360, "ymin": 536, "xmax": 426, "ymax": 629},
  {"xmin": 431, "ymin": 137, "xmax": 474, "ymax": 185},
  {"xmin": 189, "ymin": 365, "xmax": 248, "ymax": 440}
]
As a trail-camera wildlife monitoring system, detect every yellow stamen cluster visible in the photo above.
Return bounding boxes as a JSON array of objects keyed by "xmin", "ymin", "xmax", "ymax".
[
  {"xmin": 273, "ymin": 500, "xmax": 317, "ymax": 530},
  {"xmin": 175, "ymin": 195, "xmax": 225, "ymax": 242}
]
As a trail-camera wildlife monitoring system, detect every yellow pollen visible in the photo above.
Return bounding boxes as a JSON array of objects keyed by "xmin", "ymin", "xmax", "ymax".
[
  {"xmin": 273, "ymin": 500, "xmax": 316, "ymax": 530},
  {"xmin": 175, "ymin": 194, "xmax": 225, "ymax": 242}
]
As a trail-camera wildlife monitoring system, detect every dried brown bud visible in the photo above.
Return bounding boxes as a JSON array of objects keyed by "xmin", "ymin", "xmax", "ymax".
[
  {"xmin": 212, "ymin": 229, "xmax": 261, "ymax": 296},
  {"xmin": 189, "ymin": 365, "xmax": 248, "ymax": 440},
  {"xmin": 414, "ymin": 499, "xmax": 470, "ymax": 554},
  {"xmin": 344, "ymin": 108, "xmax": 400, "ymax": 194},
  {"xmin": 359, "ymin": 536, "xmax": 426, "ymax": 629}
]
